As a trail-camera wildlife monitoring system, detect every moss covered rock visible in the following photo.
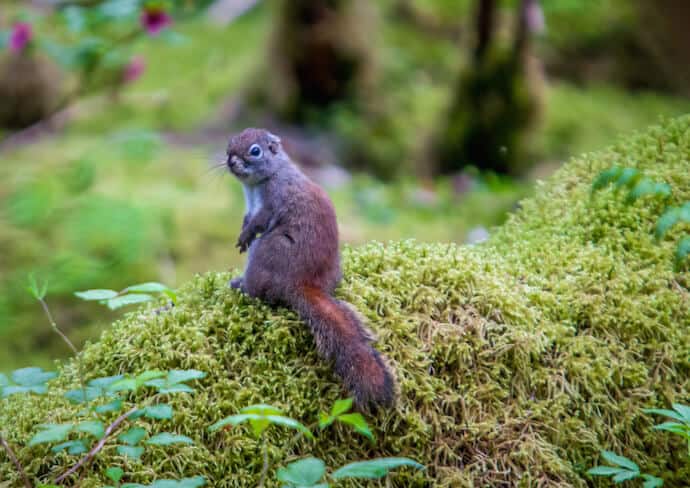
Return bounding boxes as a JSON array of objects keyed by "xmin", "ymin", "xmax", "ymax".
[{"xmin": 1, "ymin": 117, "xmax": 689, "ymax": 486}]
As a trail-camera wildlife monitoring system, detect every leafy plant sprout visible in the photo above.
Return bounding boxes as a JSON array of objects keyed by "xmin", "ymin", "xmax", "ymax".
[{"xmin": 209, "ymin": 398, "xmax": 424, "ymax": 487}]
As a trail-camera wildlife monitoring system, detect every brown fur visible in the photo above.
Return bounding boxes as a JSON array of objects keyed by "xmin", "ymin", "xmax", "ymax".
[{"xmin": 226, "ymin": 128, "xmax": 396, "ymax": 410}]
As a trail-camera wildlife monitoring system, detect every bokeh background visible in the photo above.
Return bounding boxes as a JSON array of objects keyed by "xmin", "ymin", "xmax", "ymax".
[{"xmin": 1, "ymin": 0, "xmax": 689, "ymax": 370}]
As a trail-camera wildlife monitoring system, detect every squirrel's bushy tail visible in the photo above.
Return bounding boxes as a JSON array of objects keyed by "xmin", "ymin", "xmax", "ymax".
[{"xmin": 290, "ymin": 286, "xmax": 396, "ymax": 410}]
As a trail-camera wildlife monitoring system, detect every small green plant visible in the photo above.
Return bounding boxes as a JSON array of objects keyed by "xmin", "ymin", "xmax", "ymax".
[
  {"xmin": 591, "ymin": 167, "xmax": 690, "ymax": 270},
  {"xmin": 1, "ymin": 367, "xmax": 57, "ymax": 488},
  {"xmin": 587, "ymin": 451, "xmax": 663, "ymax": 487},
  {"xmin": 643, "ymin": 403, "xmax": 690, "ymax": 456},
  {"xmin": 27, "ymin": 367, "xmax": 205, "ymax": 484},
  {"xmin": 587, "ymin": 402, "xmax": 690, "ymax": 487},
  {"xmin": 0, "ymin": 278, "xmax": 204, "ymax": 487},
  {"xmin": 75, "ymin": 281, "xmax": 177, "ymax": 310},
  {"xmin": 209, "ymin": 399, "xmax": 424, "ymax": 487}
]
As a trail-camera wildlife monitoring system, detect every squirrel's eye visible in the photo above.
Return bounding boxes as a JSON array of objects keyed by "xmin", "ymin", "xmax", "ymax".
[{"xmin": 249, "ymin": 144, "xmax": 262, "ymax": 158}]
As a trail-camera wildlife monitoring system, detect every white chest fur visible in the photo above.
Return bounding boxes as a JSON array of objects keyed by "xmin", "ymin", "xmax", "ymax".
[{"xmin": 243, "ymin": 185, "xmax": 264, "ymax": 217}]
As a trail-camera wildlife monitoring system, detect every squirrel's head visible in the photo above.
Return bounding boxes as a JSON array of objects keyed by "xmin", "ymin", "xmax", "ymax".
[{"xmin": 226, "ymin": 128, "xmax": 286, "ymax": 185}]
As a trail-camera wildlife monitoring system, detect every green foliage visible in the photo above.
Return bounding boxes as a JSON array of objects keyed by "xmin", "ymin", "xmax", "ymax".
[
  {"xmin": 318, "ymin": 398, "xmax": 373, "ymax": 441},
  {"xmin": 75, "ymin": 282, "xmax": 177, "ymax": 310},
  {"xmin": 208, "ymin": 404, "xmax": 313, "ymax": 439},
  {"xmin": 587, "ymin": 451, "xmax": 663, "ymax": 487},
  {"xmin": 122, "ymin": 476, "xmax": 206, "ymax": 488},
  {"xmin": 0, "ymin": 367, "xmax": 57, "ymax": 397},
  {"xmin": 276, "ymin": 458, "xmax": 326, "ymax": 488},
  {"xmin": 644, "ymin": 403, "xmax": 690, "ymax": 455},
  {"xmin": 146, "ymin": 433, "xmax": 194, "ymax": 446},
  {"xmin": 331, "ymin": 458, "xmax": 424, "ymax": 480},
  {"xmin": 591, "ymin": 166, "xmax": 671, "ymax": 204},
  {"xmin": 592, "ymin": 166, "xmax": 690, "ymax": 270}
]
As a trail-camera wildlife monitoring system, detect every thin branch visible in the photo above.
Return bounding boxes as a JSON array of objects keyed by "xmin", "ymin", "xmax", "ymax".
[
  {"xmin": 55, "ymin": 406, "xmax": 138, "ymax": 484},
  {"xmin": 258, "ymin": 439, "xmax": 268, "ymax": 488},
  {"xmin": 0, "ymin": 432, "xmax": 32, "ymax": 488},
  {"xmin": 38, "ymin": 297, "xmax": 88, "ymax": 407}
]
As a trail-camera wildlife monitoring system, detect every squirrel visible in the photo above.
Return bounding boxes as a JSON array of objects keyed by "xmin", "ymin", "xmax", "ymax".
[{"xmin": 225, "ymin": 128, "xmax": 396, "ymax": 410}]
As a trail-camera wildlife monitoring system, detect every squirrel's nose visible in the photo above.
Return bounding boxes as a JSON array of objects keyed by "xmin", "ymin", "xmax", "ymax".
[{"xmin": 227, "ymin": 155, "xmax": 241, "ymax": 168}]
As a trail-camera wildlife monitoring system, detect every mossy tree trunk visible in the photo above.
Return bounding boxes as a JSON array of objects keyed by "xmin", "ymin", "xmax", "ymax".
[
  {"xmin": 261, "ymin": 0, "xmax": 375, "ymax": 123},
  {"xmin": 433, "ymin": 0, "xmax": 542, "ymax": 176}
]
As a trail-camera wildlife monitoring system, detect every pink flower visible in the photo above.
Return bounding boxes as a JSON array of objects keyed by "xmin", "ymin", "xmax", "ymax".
[
  {"xmin": 123, "ymin": 55, "xmax": 146, "ymax": 83},
  {"xmin": 9, "ymin": 22, "xmax": 32, "ymax": 53},
  {"xmin": 140, "ymin": 6, "xmax": 172, "ymax": 36}
]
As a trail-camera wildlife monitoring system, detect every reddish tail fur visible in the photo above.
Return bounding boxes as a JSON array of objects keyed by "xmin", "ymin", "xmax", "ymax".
[{"xmin": 290, "ymin": 286, "xmax": 395, "ymax": 410}]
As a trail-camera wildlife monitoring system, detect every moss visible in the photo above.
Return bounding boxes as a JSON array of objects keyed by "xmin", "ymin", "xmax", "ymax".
[{"xmin": 1, "ymin": 117, "xmax": 690, "ymax": 486}]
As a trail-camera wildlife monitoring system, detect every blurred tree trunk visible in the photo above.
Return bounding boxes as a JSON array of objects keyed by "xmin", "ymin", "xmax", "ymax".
[
  {"xmin": 260, "ymin": 0, "xmax": 375, "ymax": 123},
  {"xmin": 432, "ymin": 0, "xmax": 543, "ymax": 176}
]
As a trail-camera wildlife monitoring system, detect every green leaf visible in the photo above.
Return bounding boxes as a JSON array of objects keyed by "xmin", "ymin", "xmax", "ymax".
[
  {"xmin": 655, "ymin": 208, "xmax": 680, "ymax": 240},
  {"xmin": 116, "ymin": 445, "xmax": 144, "ymax": 460},
  {"xmin": 142, "ymin": 404, "xmax": 173, "ymax": 420},
  {"xmin": 587, "ymin": 466, "xmax": 624, "ymax": 476},
  {"xmin": 167, "ymin": 370, "xmax": 206, "ymax": 385},
  {"xmin": 95, "ymin": 399, "xmax": 124, "ymax": 414},
  {"xmin": 106, "ymin": 467, "xmax": 124, "ymax": 483},
  {"xmin": 136, "ymin": 370, "xmax": 166, "ymax": 384},
  {"xmin": 276, "ymin": 458, "xmax": 326, "ymax": 486},
  {"xmin": 64, "ymin": 387, "xmax": 101, "ymax": 404},
  {"xmin": 74, "ymin": 289, "xmax": 119, "ymax": 301},
  {"xmin": 76, "ymin": 420, "xmax": 105, "ymax": 439},
  {"xmin": 146, "ymin": 433, "xmax": 193, "ymax": 446},
  {"xmin": 642, "ymin": 474, "xmax": 664, "ymax": 488},
  {"xmin": 109, "ymin": 378, "xmax": 138, "ymax": 392},
  {"xmin": 240, "ymin": 404, "xmax": 284, "ymax": 416},
  {"xmin": 331, "ymin": 458, "xmax": 424, "ymax": 480},
  {"xmin": 652, "ymin": 422, "xmax": 688, "ymax": 435},
  {"xmin": 89, "ymin": 375, "xmax": 125, "ymax": 391},
  {"xmin": 331, "ymin": 398, "xmax": 354, "ymax": 417},
  {"xmin": 125, "ymin": 282, "xmax": 171, "ymax": 293},
  {"xmin": 337, "ymin": 413, "xmax": 374, "ymax": 440},
  {"xmin": 675, "ymin": 237, "xmax": 690, "ymax": 269},
  {"xmin": 119, "ymin": 427, "xmax": 147, "ymax": 446},
  {"xmin": 29, "ymin": 424, "xmax": 74, "ymax": 446},
  {"xmin": 591, "ymin": 167, "xmax": 622, "ymax": 192},
  {"xmin": 600, "ymin": 451, "xmax": 639, "ymax": 472},
  {"xmin": 672, "ymin": 403, "xmax": 690, "ymax": 422},
  {"xmin": 612, "ymin": 470, "xmax": 640, "ymax": 483},
  {"xmin": 151, "ymin": 477, "xmax": 206, "ymax": 488},
  {"xmin": 262, "ymin": 415, "xmax": 313, "ymax": 439},
  {"xmin": 12, "ymin": 367, "xmax": 57, "ymax": 387},
  {"xmin": 625, "ymin": 180, "xmax": 672, "ymax": 204},
  {"xmin": 208, "ymin": 413, "xmax": 312, "ymax": 438},
  {"xmin": 107, "ymin": 294, "xmax": 153, "ymax": 310},
  {"xmin": 643, "ymin": 408, "xmax": 685, "ymax": 422},
  {"xmin": 51, "ymin": 439, "xmax": 88, "ymax": 455},
  {"xmin": 208, "ymin": 414, "xmax": 254, "ymax": 432},
  {"xmin": 614, "ymin": 168, "xmax": 641, "ymax": 189},
  {"xmin": 121, "ymin": 477, "xmax": 207, "ymax": 488},
  {"xmin": 27, "ymin": 273, "xmax": 48, "ymax": 300},
  {"xmin": 153, "ymin": 384, "xmax": 195, "ymax": 394},
  {"xmin": 318, "ymin": 413, "xmax": 334, "ymax": 429}
]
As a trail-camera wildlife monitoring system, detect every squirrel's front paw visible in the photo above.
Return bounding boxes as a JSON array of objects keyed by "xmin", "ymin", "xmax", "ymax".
[
  {"xmin": 229, "ymin": 277, "xmax": 243, "ymax": 290},
  {"xmin": 236, "ymin": 231, "xmax": 253, "ymax": 253}
]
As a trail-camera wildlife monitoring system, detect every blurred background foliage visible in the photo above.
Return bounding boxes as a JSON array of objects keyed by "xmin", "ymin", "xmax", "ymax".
[{"xmin": 0, "ymin": 0, "xmax": 689, "ymax": 369}]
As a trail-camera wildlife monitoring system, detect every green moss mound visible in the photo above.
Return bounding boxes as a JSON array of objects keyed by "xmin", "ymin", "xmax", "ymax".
[{"xmin": 1, "ymin": 117, "xmax": 690, "ymax": 486}]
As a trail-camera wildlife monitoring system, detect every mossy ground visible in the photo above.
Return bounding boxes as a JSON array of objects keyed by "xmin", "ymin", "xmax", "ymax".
[{"xmin": 1, "ymin": 117, "xmax": 689, "ymax": 486}]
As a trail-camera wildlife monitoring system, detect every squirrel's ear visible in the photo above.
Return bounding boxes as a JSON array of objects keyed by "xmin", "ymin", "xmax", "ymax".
[{"xmin": 267, "ymin": 132, "xmax": 281, "ymax": 154}]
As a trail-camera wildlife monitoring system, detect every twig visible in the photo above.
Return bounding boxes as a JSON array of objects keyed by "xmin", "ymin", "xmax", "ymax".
[
  {"xmin": 258, "ymin": 439, "xmax": 268, "ymax": 488},
  {"xmin": 37, "ymin": 298, "xmax": 88, "ymax": 408},
  {"xmin": 0, "ymin": 432, "xmax": 32, "ymax": 488},
  {"xmin": 55, "ymin": 406, "xmax": 138, "ymax": 484}
]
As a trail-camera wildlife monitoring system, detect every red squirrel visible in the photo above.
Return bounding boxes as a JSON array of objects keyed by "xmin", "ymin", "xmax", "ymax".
[{"xmin": 225, "ymin": 128, "xmax": 396, "ymax": 410}]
